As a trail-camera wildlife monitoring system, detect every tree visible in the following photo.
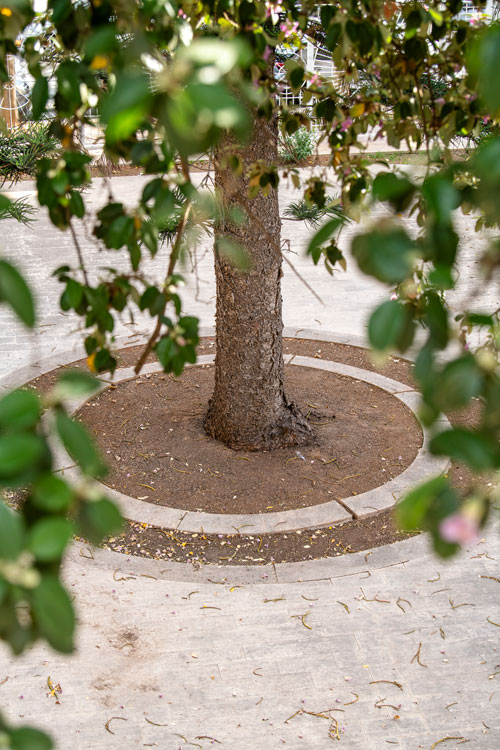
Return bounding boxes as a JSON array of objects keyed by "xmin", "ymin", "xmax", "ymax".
[
  {"xmin": 205, "ymin": 106, "xmax": 312, "ymax": 449},
  {"xmin": 1, "ymin": 0, "xmax": 500, "ymax": 745}
]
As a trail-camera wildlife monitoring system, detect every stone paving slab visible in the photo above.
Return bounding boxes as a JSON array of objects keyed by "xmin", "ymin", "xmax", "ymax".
[{"xmin": 1, "ymin": 530, "xmax": 498, "ymax": 749}]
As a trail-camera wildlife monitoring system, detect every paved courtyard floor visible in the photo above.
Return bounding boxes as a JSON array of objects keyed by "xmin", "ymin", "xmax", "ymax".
[{"xmin": 0, "ymin": 173, "xmax": 498, "ymax": 749}]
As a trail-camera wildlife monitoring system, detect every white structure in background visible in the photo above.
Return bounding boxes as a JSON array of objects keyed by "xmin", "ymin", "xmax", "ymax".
[
  {"xmin": 2, "ymin": 3, "xmax": 499, "ymax": 127},
  {"xmin": 458, "ymin": 0, "xmax": 497, "ymax": 21},
  {"xmin": 276, "ymin": 1, "xmax": 498, "ymax": 108},
  {"xmin": 276, "ymin": 37, "xmax": 337, "ymax": 108}
]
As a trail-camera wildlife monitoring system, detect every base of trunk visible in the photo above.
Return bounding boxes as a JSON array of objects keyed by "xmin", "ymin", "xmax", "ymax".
[{"xmin": 204, "ymin": 395, "xmax": 313, "ymax": 452}]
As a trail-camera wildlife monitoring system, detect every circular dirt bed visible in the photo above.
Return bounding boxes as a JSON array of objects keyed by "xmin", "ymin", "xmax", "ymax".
[
  {"xmin": 18, "ymin": 335, "xmax": 479, "ymax": 566},
  {"xmin": 78, "ymin": 363, "xmax": 422, "ymax": 515}
]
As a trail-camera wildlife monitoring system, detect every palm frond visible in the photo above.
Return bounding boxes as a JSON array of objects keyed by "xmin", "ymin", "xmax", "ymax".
[
  {"xmin": 283, "ymin": 196, "xmax": 348, "ymax": 228},
  {"xmin": 0, "ymin": 196, "xmax": 37, "ymax": 225},
  {"xmin": 0, "ymin": 123, "xmax": 59, "ymax": 184}
]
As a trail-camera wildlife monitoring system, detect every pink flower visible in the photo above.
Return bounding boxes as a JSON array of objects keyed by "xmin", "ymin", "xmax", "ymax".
[
  {"xmin": 309, "ymin": 73, "xmax": 320, "ymax": 86},
  {"xmin": 340, "ymin": 117, "xmax": 353, "ymax": 132},
  {"xmin": 280, "ymin": 20, "xmax": 299, "ymax": 38},
  {"xmin": 263, "ymin": 46, "xmax": 272, "ymax": 61},
  {"xmin": 440, "ymin": 512, "xmax": 479, "ymax": 546}
]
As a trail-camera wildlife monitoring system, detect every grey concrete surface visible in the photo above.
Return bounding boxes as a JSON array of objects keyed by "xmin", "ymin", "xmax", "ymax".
[
  {"xmin": 0, "ymin": 173, "xmax": 499, "ymax": 749},
  {"xmin": 0, "ymin": 534, "xmax": 498, "ymax": 749}
]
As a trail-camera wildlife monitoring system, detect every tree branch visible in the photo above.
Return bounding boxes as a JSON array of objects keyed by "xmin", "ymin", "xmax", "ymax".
[
  {"xmin": 69, "ymin": 220, "xmax": 89, "ymax": 286},
  {"xmin": 134, "ymin": 200, "xmax": 192, "ymax": 375}
]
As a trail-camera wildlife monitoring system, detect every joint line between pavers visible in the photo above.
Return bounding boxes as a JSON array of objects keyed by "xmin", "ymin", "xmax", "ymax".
[{"xmin": 332, "ymin": 496, "xmax": 358, "ymax": 519}]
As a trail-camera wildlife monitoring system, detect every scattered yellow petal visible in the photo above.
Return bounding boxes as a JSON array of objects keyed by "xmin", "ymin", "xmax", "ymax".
[
  {"xmin": 90, "ymin": 54, "xmax": 109, "ymax": 70},
  {"xmin": 87, "ymin": 352, "xmax": 97, "ymax": 373},
  {"xmin": 0, "ymin": 8, "xmax": 13, "ymax": 16},
  {"xmin": 351, "ymin": 102, "xmax": 366, "ymax": 117}
]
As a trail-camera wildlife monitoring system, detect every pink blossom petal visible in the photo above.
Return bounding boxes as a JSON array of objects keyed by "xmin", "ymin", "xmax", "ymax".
[{"xmin": 440, "ymin": 513, "xmax": 479, "ymax": 546}]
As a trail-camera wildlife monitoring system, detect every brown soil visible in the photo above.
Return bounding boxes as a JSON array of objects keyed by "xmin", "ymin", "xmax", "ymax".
[
  {"xmin": 77, "ymin": 364, "xmax": 422, "ymax": 515},
  {"xmin": 23, "ymin": 337, "xmax": 481, "ymax": 566},
  {"xmin": 102, "ymin": 506, "xmax": 417, "ymax": 566}
]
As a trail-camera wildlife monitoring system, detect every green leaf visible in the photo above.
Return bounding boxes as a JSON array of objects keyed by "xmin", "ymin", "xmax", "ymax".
[
  {"xmin": 0, "ymin": 434, "xmax": 44, "ymax": 479},
  {"xmin": 101, "ymin": 72, "xmax": 152, "ymax": 141},
  {"xmin": 31, "ymin": 76, "xmax": 49, "ymax": 120},
  {"xmin": 77, "ymin": 498, "xmax": 123, "ymax": 545},
  {"xmin": 55, "ymin": 411, "xmax": 106, "ymax": 477},
  {"xmin": 0, "ymin": 260, "xmax": 35, "ymax": 327},
  {"xmin": 430, "ymin": 429, "xmax": 500, "ymax": 471},
  {"xmin": 84, "ymin": 25, "xmax": 118, "ymax": 59},
  {"xmin": 368, "ymin": 300, "xmax": 406, "ymax": 351},
  {"xmin": 0, "ymin": 389, "xmax": 40, "ymax": 431},
  {"xmin": 396, "ymin": 475, "xmax": 454, "ymax": 530},
  {"xmin": 372, "ymin": 173, "xmax": 414, "ymax": 210},
  {"xmin": 422, "ymin": 176, "xmax": 460, "ymax": 224},
  {"xmin": 32, "ymin": 575, "xmax": 75, "ymax": 653},
  {"xmin": 307, "ymin": 217, "xmax": 343, "ymax": 258},
  {"xmin": 69, "ymin": 190, "xmax": 84, "ymax": 219},
  {"xmin": 404, "ymin": 36, "xmax": 426, "ymax": 62},
  {"xmin": 464, "ymin": 312, "xmax": 494, "ymax": 327},
  {"xmin": 433, "ymin": 356, "xmax": 484, "ymax": 410},
  {"xmin": 10, "ymin": 726, "xmax": 53, "ymax": 750},
  {"xmin": 0, "ymin": 502, "xmax": 24, "ymax": 560},
  {"xmin": 140, "ymin": 287, "xmax": 166, "ymax": 315},
  {"xmin": 106, "ymin": 215, "xmax": 135, "ymax": 250},
  {"xmin": 52, "ymin": 371, "xmax": 100, "ymax": 401},
  {"xmin": 162, "ymin": 82, "xmax": 248, "ymax": 157},
  {"xmin": 50, "ymin": 0, "xmax": 73, "ymax": 25},
  {"xmin": 325, "ymin": 23, "xmax": 341, "ymax": 51},
  {"xmin": 352, "ymin": 227, "xmax": 416, "ymax": 284},
  {"xmin": 286, "ymin": 60, "xmax": 305, "ymax": 92},
  {"xmin": 469, "ymin": 26, "xmax": 500, "ymax": 114},
  {"xmin": 414, "ymin": 344, "xmax": 435, "ymax": 389},
  {"xmin": 428, "ymin": 8, "xmax": 443, "ymax": 25},
  {"xmin": 428, "ymin": 265, "xmax": 454, "ymax": 290},
  {"xmin": 156, "ymin": 336, "xmax": 175, "ymax": 371},
  {"xmin": 28, "ymin": 517, "xmax": 73, "ymax": 562},
  {"xmin": 32, "ymin": 474, "xmax": 73, "ymax": 513},
  {"xmin": 424, "ymin": 292, "xmax": 448, "ymax": 349},
  {"xmin": 0, "ymin": 194, "xmax": 11, "ymax": 212},
  {"xmin": 60, "ymin": 279, "xmax": 83, "ymax": 311}
]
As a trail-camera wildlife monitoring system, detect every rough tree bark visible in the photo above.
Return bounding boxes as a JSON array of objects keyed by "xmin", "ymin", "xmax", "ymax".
[{"xmin": 204, "ymin": 110, "xmax": 312, "ymax": 451}]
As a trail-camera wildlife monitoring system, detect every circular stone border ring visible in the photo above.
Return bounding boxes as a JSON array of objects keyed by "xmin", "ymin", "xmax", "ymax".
[{"xmin": 53, "ymin": 353, "xmax": 450, "ymax": 535}]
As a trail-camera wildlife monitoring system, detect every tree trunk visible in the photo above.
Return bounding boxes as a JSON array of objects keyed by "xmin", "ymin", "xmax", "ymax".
[{"xmin": 204, "ymin": 111, "xmax": 312, "ymax": 451}]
